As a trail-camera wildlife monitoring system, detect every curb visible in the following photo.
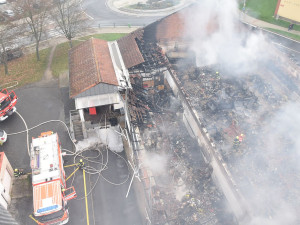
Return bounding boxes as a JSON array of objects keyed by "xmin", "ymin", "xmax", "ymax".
[{"xmin": 107, "ymin": 0, "xmax": 195, "ymax": 17}]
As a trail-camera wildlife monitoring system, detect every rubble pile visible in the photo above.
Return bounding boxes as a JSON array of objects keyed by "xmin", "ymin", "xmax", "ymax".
[
  {"xmin": 126, "ymin": 33, "xmax": 300, "ymax": 222},
  {"xmin": 128, "ymin": 77, "xmax": 236, "ymax": 224},
  {"xmin": 174, "ymin": 63, "xmax": 300, "ymax": 221}
]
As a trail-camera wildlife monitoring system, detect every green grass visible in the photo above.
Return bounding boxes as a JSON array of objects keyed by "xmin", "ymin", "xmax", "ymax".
[
  {"xmin": 0, "ymin": 48, "xmax": 51, "ymax": 87},
  {"xmin": 79, "ymin": 33, "xmax": 128, "ymax": 41},
  {"xmin": 265, "ymin": 28, "xmax": 300, "ymax": 41},
  {"xmin": 51, "ymin": 40, "xmax": 81, "ymax": 78},
  {"xmin": 242, "ymin": 0, "xmax": 300, "ymax": 31}
]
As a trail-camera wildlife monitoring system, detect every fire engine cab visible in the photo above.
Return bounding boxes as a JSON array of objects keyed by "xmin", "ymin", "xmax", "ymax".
[
  {"xmin": 0, "ymin": 88, "xmax": 17, "ymax": 121},
  {"xmin": 30, "ymin": 131, "xmax": 76, "ymax": 225}
]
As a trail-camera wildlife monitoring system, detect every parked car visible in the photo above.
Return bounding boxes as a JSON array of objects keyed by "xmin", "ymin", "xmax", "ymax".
[
  {"xmin": 0, "ymin": 130, "xmax": 7, "ymax": 145},
  {"xmin": 0, "ymin": 47, "xmax": 23, "ymax": 63},
  {"xmin": 3, "ymin": 10, "xmax": 14, "ymax": 17},
  {"xmin": 0, "ymin": 0, "xmax": 7, "ymax": 5},
  {"xmin": 16, "ymin": 7, "xmax": 24, "ymax": 15}
]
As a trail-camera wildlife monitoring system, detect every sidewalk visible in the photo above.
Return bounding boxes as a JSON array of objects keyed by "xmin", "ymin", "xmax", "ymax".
[
  {"xmin": 240, "ymin": 11, "xmax": 300, "ymax": 37},
  {"xmin": 23, "ymin": 26, "xmax": 139, "ymax": 55}
]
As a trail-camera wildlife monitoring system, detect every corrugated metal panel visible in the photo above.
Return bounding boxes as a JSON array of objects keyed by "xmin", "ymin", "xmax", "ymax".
[
  {"xmin": 75, "ymin": 83, "xmax": 118, "ymax": 98},
  {"xmin": 0, "ymin": 205, "xmax": 18, "ymax": 225},
  {"xmin": 75, "ymin": 93, "xmax": 120, "ymax": 109}
]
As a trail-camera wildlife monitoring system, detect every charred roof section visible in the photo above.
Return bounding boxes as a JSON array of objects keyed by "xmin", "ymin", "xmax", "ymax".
[{"xmin": 117, "ymin": 29, "xmax": 145, "ymax": 69}]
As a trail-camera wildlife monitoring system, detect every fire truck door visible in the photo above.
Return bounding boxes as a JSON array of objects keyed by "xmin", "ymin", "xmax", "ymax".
[{"xmin": 9, "ymin": 91, "xmax": 17, "ymax": 102}]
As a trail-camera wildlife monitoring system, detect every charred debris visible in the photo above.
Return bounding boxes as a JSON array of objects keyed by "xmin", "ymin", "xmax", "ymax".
[
  {"xmin": 126, "ymin": 37, "xmax": 237, "ymax": 224},
  {"xmin": 122, "ymin": 24, "xmax": 300, "ymax": 223}
]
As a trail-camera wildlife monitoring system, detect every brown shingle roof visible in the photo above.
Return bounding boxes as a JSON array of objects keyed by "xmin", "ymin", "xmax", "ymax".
[
  {"xmin": 142, "ymin": 5, "xmax": 217, "ymax": 42},
  {"xmin": 117, "ymin": 29, "xmax": 145, "ymax": 69},
  {"xmin": 154, "ymin": 11, "xmax": 186, "ymax": 41},
  {"xmin": 69, "ymin": 38, "xmax": 118, "ymax": 98}
]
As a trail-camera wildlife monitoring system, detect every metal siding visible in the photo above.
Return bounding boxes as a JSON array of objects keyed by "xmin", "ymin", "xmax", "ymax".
[
  {"xmin": 75, "ymin": 83, "xmax": 118, "ymax": 98},
  {"xmin": 75, "ymin": 93, "xmax": 121, "ymax": 109},
  {"xmin": 0, "ymin": 204, "xmax": 18, "ymax": 225}
]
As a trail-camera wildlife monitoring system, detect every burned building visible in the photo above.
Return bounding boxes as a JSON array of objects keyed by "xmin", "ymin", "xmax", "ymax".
[
  {"xmin": 116, "ymin": 3, "xmax": 300, "ymax": 225},
  {"xmin": 115, "ymin": 9, "xmax": 239, "ymax": 225}
]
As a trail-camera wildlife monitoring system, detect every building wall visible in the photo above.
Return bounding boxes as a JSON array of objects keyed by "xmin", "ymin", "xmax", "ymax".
[
  {"xmin": 122, "ymin": 130, "xmax": 150, "ymax": 225},
  {"xmin": 75, "ymin": 93, "xmax": 121, "ymax": 110},
  {"xmin": 275, "ymin": 0, "xmax": 300, "ymax": 23},
  {"xmin": 0, "ymin": 152, "xmax": 14, "ymax": 209}
]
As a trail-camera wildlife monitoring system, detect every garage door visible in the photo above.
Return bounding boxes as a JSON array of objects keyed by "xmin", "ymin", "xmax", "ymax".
[{"xmin": 3, "ymin": 169, "xmax": 12, "ymax": 194}]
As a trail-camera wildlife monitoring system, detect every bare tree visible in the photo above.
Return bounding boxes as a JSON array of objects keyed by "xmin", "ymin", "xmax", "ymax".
[
  {"xmin": 21, "ymin": 0, "xmax": 49, "ymax": 61},
  {"xmin": 51, "ymin": 0, "xmax": 88, "ymax": 48},
  {"xmin": 0, "ymin": 20, "xmax": 23, "ymax": 75}
]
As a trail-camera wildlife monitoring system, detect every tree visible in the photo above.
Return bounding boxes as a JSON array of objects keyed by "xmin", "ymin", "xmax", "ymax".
[
  {"xmin": 51, "ymin": 0, "xmax": 88, "ymax": 48},
  {"xmin": 0, "ymin": 20, "xmax": 23, "ymax": 75},
  {"xmin": 21, "ymin": 0, "xmax": 49, "ymax": 61}
]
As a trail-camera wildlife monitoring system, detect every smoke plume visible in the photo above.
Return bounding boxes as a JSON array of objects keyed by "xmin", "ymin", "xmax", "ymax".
[{"xmin": 184, "ymin": 0, "xmax": 271, "ymax": 74}]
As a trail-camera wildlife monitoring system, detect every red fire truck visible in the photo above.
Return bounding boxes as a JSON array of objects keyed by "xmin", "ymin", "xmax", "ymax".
[
  {"xmin": 0, "ymin": 88, "xmax": 17, "ymax": 121},
  {"xmin": 30, "ymin": 131, "xmax": 76, "ymax": 225}
]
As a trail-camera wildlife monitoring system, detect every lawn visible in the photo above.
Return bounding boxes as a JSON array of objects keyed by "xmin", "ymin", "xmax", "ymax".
[
  {"xmin": 51, "ymin": 40, "xmax": 81, "ymax": 78},
  {"xmin": 52, "ymin": 33, "xmax": 128, "ymax": 78},
  {"xmin": 79, "ymin": 33, "xmax": 127, "ymax": 41},
  {"xmin": 0, "ymin": 48, "xmax": 51, "ymax": 88},
  {"xmin": 265, "ymin": 28, "xmax": 300, "ymax": 41},
  {"xmin": 243, "ymin": 0, "xmax": 300, "ymax": 31}
]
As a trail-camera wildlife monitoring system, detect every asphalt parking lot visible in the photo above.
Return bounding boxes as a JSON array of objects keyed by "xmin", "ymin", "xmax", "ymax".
[{"xmin": 0, "ymin": 80, "xmax": 142, "ymax": 225}]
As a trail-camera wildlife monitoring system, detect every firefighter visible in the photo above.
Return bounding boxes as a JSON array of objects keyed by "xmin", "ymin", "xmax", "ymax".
[
  {"xmin": 233, "ymin": 136, "xmax": 240, "ymax": 149},
  {"xmin": 14, "ymin": 168, "xmax": 22, "ymax": 178},
  {"xmin": 239, "ymin": 134, "xmax": 245, "ymax": 143},
  {"xmin": 78, "ymin": 159, "xmax": 85, "ymax": 169}
]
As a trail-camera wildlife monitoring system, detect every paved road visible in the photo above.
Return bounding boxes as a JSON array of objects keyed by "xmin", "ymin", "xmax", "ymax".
[
  {"xmin": 0, "ymin": 80, "xmax": 142, "ymax": 225},
  {"xmin": 82, "ymin": 0, "xmax": 162, "ymax": 26}
]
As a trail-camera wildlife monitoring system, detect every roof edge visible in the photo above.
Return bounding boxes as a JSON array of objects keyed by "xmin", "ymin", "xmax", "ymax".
[{"xmin": 70, "ymin": 83, "xmax": 98, "ymax": 99}]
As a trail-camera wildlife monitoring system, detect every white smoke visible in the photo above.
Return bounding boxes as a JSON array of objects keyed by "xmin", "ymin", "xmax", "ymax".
[
  {"xmin": 97, "ymin": 127, "xmax": 124, "ymax": 152},
  {"xmin": 76, "ymin": 127, "xmax": 124, "ymax": 152},
  {"xmin": 143, "ymin": 151, "xmax": 169, "ymax": 176},
  {"xmin": 181, "ymin": 1, "xmax": 300, "ymax": 224},
  {"xmin": 184, "ymin": 0, "xmax": 271, "ymax": 74}
]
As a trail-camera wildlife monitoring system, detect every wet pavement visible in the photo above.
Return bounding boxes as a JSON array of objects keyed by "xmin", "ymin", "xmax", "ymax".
[{"xmin": 0, "ymin": 80, "xmax": 142, "ymax": 225}]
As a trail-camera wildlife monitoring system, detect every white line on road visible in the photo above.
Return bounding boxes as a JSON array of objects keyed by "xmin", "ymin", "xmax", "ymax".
[{"xmin": 272, "ymin": 42, "xmax": 300, "ymax": 54}]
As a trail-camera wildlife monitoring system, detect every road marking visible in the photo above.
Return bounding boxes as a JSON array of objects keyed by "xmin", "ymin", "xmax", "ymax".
[
  {"xmin": 88, "ymin": 162, "xmax": 96, "ymax": 225},
  {"xmin": 80, "ymin": 0, "xmax": 94, "ymax": 20},
  {"xmin": 83, "ymin": 169, "xmax": 90, "ymax": 225},
  {"xmin": 271, "ymin": 41, "xmax": 300, "ymax": 54},
  {"xmin": 29, "ymin": 214, "xmax": 39, "ymax": 224}
]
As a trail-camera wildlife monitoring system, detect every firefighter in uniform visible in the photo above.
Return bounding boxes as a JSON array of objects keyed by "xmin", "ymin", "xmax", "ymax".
[
  {"xmin": 14, "ymin": 168, "xmax": 22, "ymax": 178},
  {"xmin": 78, "ymin": 159, "xmax": 85, "ymax": 169},
  {"xmin": 233, "ymin": 136, "xmax": 240, "ymax": 149}
]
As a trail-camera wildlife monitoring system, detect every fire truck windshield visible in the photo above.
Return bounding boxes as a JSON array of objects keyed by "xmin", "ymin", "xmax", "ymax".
[
  {"xmin": 35, "ymin": 208, "xmax": 66, "ymax": 223},
  {"xmin": 0, "ymin": 98, "xmax": 10, "ymax": 111}
]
